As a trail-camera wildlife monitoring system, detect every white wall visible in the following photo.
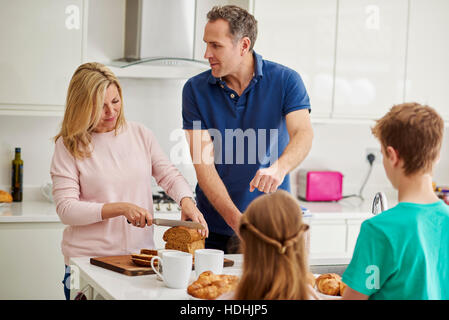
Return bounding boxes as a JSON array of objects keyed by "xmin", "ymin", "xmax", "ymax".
[{"xmin": 2, "ymin": 86, "xmax": 449, "ymax": 200}]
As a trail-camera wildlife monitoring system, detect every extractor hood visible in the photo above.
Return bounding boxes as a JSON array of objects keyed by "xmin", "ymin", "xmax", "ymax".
[{"xmin": 110, "ymin": 0, "xmax": 208, "ymax": 77}]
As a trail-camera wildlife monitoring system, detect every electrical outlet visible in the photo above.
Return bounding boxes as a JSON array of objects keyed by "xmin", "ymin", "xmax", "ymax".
[{"xmin": 366, "ymin": 148, "xmax": 382, "ymax": 164}]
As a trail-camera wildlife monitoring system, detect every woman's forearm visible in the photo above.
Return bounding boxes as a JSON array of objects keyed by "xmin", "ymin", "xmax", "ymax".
[{"xmin": 101, "ymin": 202, "xmax": 126, "ymax": 220}]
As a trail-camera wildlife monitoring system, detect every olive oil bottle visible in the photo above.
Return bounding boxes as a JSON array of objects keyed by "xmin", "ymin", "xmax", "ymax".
[{"xmin": 11, "ymin": 147, "xmax": 23, "ymax": 202}]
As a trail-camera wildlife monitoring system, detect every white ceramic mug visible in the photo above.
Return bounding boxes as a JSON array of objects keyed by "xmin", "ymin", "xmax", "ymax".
[
  {"xmin": 151, "ymin": 251, "xmax": 192, "ymax": 289},
  {"xmin": 41, "ymin": 183, "xmax": 53, "ymax": 203},
  {"xmin": 194, "ymin": 249, "xmax": 224, "ymax": 277},
  {"xmin": 155, "ymin": 249, "xmax": 178, "ymax": 281}
]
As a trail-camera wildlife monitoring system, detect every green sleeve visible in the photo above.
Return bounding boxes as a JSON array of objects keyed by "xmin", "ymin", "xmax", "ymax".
[{"xmin": 342, "ymin": 220, "xmax": 397, "ymax": 297}]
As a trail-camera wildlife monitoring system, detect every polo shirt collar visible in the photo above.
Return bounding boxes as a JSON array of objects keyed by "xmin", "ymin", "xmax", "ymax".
[{"xmin": 207, "ymin": 50, "xmax": 264, "ymax": 85}]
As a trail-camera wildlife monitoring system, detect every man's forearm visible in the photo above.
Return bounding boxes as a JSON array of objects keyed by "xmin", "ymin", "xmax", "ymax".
[
  {"xmin": 275, "ymin": 126, "xmax": 313, "ymax": 174},
  {"xmin": 195, "ymin": 164, "xmax": 241, "ymax": 232}
]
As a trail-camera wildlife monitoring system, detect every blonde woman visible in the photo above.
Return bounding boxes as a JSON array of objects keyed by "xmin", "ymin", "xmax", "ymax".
[
  {"xmin": 51, "ymin": 62, "xmax": 208, "ymax": 300},
  {"xmin": 224, "ymin": 190, "xmax": 317, "ymax": 300}
]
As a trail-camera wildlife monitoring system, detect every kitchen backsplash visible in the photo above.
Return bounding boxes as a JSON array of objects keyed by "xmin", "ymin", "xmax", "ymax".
[{"xmin": 1, "ymin": 78, "xmax": 448, "ymax": 201}]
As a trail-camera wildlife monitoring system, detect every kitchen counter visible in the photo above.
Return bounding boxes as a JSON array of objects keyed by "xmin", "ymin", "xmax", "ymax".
[
  {"xmin": 0, "ymin": 196, "xmax": 387, "ymax": 223},
  {"xmin": 69, "ymin": 254, "xmax": 350, "ymax": 300},
  {"xmin": 0, "ymin": 201, "xmax": 59, "ymax": 222}
]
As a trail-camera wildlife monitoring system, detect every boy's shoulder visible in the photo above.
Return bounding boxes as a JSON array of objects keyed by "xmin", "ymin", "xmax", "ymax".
[{"xmin": 365, "ymin": 200, "xmax": 449, "ymax": 230}]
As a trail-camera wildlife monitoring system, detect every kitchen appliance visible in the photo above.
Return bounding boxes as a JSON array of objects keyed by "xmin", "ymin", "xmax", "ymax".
[
  {"xmin": 297, "ymin": 170, "xmax": 343, "ymax": 202},
  {"xmin": 112, "ymin": 0, "xmax": 207, "ymax": 72}
]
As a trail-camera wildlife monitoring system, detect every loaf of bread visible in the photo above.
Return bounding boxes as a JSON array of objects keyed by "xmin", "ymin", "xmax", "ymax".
[
  {"xmin": 163, "ymin": 226, "xmax": 205, "ymax": 254},
  {"xmin": 187, "ymin": 271, "xmax": 239, "ymax": 300},
  {"xmin": 315, "ymin": 273, "xmax": 342, "ymax": 296},
  {"xmin": 0, "ymin": 190, "xmax": 12, "ymax": 203}
]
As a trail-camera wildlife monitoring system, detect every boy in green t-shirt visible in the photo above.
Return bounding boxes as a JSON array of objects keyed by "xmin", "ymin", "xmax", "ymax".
[{"xmin": 342, "ymin": 103, "xmax": 449, "ymax": 300}]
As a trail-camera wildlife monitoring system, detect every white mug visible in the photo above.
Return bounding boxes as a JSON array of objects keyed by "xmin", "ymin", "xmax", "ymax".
[
  {"xmin": 155, "ymin": 249, "xmax": 178, "ymax": 281},
  {"xmin": 151, "ymin": 251, "xmax": 192, "ymax": 289},
  {"xmin": 194, "ymin": 249, "xmax": 224, "ymax": 277},
  {"xmin": 41, "ymin": 183, "xmax": 53, "ymax": 203}
]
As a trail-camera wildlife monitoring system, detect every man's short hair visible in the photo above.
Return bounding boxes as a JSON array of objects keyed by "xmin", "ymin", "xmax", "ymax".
[
  {"xmin": 372, "ymin": 102, "xmax": 444, "ymax": 175},
  {"xmin": 207, "ymin": 5, "xmax": 258, "ymax": 51}
]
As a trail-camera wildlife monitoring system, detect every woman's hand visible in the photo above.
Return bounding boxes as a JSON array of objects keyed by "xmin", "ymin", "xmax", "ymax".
[
  {"xmin": 102, "ymin": 202, "xmax": 152, "ymax": 228},
  {"xmin": 180, "ymin": 197, "xmax": 209, "ymax": 238},
  {"xmin": 122, "ymin": 203, "xmax": 153, "ymax": 228}
]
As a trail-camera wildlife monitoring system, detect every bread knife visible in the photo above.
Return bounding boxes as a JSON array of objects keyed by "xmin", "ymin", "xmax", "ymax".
[
  {"xmin": 153, "ymin": 218, "xmax": 205, "ymax": 229},
  {"xmin": 127, "ymin": 218, "xmax": 205, "ymax": 229}
]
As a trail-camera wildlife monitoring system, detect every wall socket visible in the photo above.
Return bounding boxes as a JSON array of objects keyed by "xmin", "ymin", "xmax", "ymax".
[{"xmin": 366, "ymin": 148, "xmax": 382, "ymax": 164}]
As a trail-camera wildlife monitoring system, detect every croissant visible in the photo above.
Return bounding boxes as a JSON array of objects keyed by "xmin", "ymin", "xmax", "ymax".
[
  {"xmin": 0, "ymin": 190, "xmax": 12, "ymax": 203},
  {"xmin": 315, "ymin": 273, "xmax": 341, "ymax": 296},
  {"xmin": 340, "ymin": 281, "xmax": 347, "ymax": 296},
  {"xmin": 187, "ymin": 271, "xmax": 239, "ymax": 300}
]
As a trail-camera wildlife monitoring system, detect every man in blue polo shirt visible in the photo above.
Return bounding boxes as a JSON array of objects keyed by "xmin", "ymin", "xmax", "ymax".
[{"xmin": 182, "ymin": 5, "xmax": 313, "ymax": 252}]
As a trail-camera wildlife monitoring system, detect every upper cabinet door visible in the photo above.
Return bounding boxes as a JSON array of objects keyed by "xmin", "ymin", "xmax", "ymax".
[
  {"xmin": 333, "ymin": 0, "xmax": 408, "ymax": 119},
  {"xmin": 253, "ymin": 0, "xmax": 337, "ymax": 118},
  {"xmin": 0, "ymin": 0, "xmax": 83, "ymax": 113},
  {"xmin": 405, "ymin": 0, "xmax": 449, "ymax": 120}
]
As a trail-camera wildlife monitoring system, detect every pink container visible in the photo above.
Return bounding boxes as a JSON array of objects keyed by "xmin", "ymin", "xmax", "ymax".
[{"xmin": 297, "ymin": 171, "xmax": 343, "ymax": 202}]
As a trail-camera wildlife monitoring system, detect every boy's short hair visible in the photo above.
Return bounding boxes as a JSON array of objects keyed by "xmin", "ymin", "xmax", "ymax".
[{"xmin": 372, "ymin": 102, "xmax": 444, "ymax": 176}]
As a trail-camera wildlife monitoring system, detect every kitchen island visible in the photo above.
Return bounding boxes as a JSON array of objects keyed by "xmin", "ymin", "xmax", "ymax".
[
  {"xmin": 68, "ymin": 254, "xmax": 350, "ymax": 300},
  {"xmin": 0, "ymin": 195, "xmax": 383, "ymax": 299}
]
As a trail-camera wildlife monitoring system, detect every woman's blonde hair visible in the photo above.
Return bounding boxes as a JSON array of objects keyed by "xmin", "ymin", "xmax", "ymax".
[
  {"xmin": 235, "ymin": 190, "xmax": 311, "ymax": 300},
  {"xmin": 54, "ymin": 62, "xmax": 126, "ymax": 159}
]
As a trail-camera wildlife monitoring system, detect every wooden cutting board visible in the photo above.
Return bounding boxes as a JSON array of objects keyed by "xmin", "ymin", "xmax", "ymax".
[{"xmin": 90, "ymin": 254, "xmax": 235, "ymax": 276}]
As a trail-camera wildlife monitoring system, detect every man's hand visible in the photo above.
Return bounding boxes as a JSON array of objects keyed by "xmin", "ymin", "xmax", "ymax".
[
  {"xmin": 249, "ymin": 165, "xmax": 287, "ymax": 194},
  {"xmin": 180, "ymin": 197, "xmax": 209, "ymax": 238}
]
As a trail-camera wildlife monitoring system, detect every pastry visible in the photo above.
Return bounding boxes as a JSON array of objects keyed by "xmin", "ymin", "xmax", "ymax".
[
  {"xmin": 315, "ymin": 273, "xmax": 341, "ymax": 296},
  {"xmin": 340, "ymin": 281, "xmax": 347, "ymax": 296},
  {"xmin": 307, "ymin": 272, "xmax": 316, "ymax": 287},
  {"xmin": 187, "ymin": 271, "xmax": 239, "ymax": 300},
  {"xmin": 163, "ymin": 226, "xmax": 205, "ymax": 254},
  {"xmin": 0, "ymin": 190, "xmax": 12, "ymax": 203}
]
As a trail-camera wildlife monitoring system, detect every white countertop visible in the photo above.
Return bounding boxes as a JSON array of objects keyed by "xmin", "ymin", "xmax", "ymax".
[
  {"xmin": 0, "ymin": 196, "xmax": 383, "ymax": 223},
  {"xmin": 69, "ymin": 253, "xmax": 350, "ymax": 300},
  {"xmin": 0, "ymin": 201, "xmax": 59, "ymax": 222},
  {"xmin": 69, "ymin": 254, "xmax": 244, "ymax": 300}
]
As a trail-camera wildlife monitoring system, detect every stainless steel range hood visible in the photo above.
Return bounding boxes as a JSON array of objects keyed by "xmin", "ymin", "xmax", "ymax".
[{"xmin": 111, "ymin": 0, "xmax": 208, "ymax": 74}]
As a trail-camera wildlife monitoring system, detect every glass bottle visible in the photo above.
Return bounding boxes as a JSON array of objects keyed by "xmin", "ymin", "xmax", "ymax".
[{"xmin": 11, "ymin": 147, "xmax": 23, "ymax": 202}]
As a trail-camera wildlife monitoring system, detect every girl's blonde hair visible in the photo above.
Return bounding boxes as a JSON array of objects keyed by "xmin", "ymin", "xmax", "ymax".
[
  {"xmin": 235, "ymin": 190, "xmax": 311, "ymax": 300},
  {"xmin": 54, "ymin": 62, "xmax": 126, "ymax": 159}
]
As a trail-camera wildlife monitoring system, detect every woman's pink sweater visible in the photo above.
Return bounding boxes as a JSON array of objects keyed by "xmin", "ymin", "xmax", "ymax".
[{"xmin": 50, "ymin": 121, "xmax": 193, "ymax": 265}]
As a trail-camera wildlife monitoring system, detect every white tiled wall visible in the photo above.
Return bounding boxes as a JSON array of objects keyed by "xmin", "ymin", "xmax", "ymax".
[{"xmin": 1, "ymin": 81, "xmax": 449, "ymax": 199}]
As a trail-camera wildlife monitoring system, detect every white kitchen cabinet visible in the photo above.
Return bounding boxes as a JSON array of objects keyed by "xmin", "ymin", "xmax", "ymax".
[
  {"xmin": 333, "ymin": 0, "xmax": 408, "ymax": 119},
  {"xmin": 0, "ymin": 222, "xmax": 66, "ymax": 299},
  {"xmin": 309, "ymin": 219, "xmax": 347, "ymax": 257},
  {"xmin": 0, "ymin": 0, "xmax": 84, "ymax": 116},
  {"xmin": 253, "ymin": 0, "xmax": 337, "ymax": 118},
  {"xmin": 405, "ymin": 0, "xmax": 449, "ymax": 120}
]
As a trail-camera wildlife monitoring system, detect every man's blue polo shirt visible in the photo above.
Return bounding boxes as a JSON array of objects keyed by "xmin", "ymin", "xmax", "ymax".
[{"xmin": 182, "ymin": 51, "xmax": 311, "ymax": 236}]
